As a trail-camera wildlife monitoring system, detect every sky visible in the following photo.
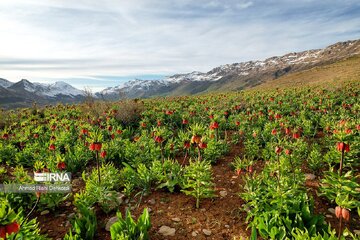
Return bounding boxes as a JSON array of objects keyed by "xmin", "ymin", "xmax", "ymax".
[{"xmin": 0, "ymin": 0, "xmax": 359, "ymax": 91}]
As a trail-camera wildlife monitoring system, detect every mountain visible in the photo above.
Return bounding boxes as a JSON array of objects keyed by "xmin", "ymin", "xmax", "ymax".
[
  {"xmin": 1, "ymin": 38, "xmax": 360, "ymax": 108},
  {"xmin": 0, "ymin": 79, "xmax": 85, "ymax": 109},
  {"xmin": 99, "ymin": 39, "xmax": 360, "ymax": 99}
]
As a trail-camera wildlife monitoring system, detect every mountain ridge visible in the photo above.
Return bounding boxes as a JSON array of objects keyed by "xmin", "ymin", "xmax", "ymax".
[{"xmin": 1, "ymin": 38, "xmax": 359, "ymax": 108}]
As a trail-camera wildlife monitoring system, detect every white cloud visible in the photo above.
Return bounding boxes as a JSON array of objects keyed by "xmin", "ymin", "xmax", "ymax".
[{"xmin": 0, "ymin": 0, "xmax": 359, "ymax": 89}]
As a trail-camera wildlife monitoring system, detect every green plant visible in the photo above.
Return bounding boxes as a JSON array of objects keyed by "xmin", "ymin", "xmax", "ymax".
[
  {"xmin": 64, "ymin": 203, "xmax": 97, "ymax": 240},
  {"xmin": 110, "ymin": 208, "xmax": 151, "ymax": 240},
  {"xmin": 181, "ymin": 159, "xmax": 215, "ymax": 208}
]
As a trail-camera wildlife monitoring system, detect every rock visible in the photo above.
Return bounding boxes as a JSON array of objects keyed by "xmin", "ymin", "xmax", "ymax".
[
  {"xmin": 328, "ymin": 208, "xmax": 335, "ymax": 214},
  {"xmin": 172, "ymin": 217, "xmax": 181, "ymax": 222},
  {"xmin": 105, "ymin": 216, "xmax": 119, "ymax": 231},
  {"xmin": 159, "ymin": 226, "xmax": 176, "ymax": 236},
  {"xmin": 68, "ymin": 213, "xmax": 75, "ymax": 219},
  {"xmin": 116, "ymin": 192, "xmax": 126, "ymax": 205},
  {"xmin": 325, "ymin": 214, "xmax": 333, "ymax": 218},
  {"xmin": 203, "ymin": 229, "xmax": 212, "ymax": 236},
  {"xmin": 219, "ymin": 190, "xmax": 228, "ymax": 197},
  {"xmin": 58, "ymin": 213, "xmax": 66, "ymax": 217},
  {"xmin": 231, "ymin": 181, "xmax": 235, "ymax": 184},
  {"xmin": 231, "ymin": 176, "xmax": 238, "ymax": 179},
  {"xmin": 65, "ymin": 221, "xmax": 71, "ymax": 227},
  {"xmin": 40, "ymin": 210, "xmax": 49, "ymax": 215},
  {"xmin": 225, "ymin": 224, "xmax": 230, "ymax": 228},
  {"xmin": 65, "ymin": 202, "xmax": 72, "ymax": 207},
  {"xmin": 148, "ymin": 199, "xmax": 156, "ymax": 205},
  {"xmin": 192, "ymin": 231, "xmax": 198, "ymax": 237},
  {"xmin": 305, "ymin": 173, "xmax": 316, "ymax": 181},
  {"xmin": 200, "ymin": 208, "xmax": 206, "ymax": 212}
]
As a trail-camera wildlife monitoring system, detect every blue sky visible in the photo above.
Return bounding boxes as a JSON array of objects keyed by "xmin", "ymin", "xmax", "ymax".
[{"xmin": 0, "ymin": 0, "xmax": 359, "ymax": 91}]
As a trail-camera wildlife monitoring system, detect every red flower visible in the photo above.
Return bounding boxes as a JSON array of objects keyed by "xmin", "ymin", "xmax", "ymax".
[
  {"xmin": 33, "ymin": 133, "xmax": 39, "ymax": 139},
  {"xmin": 5, "ymin": 222, "xmax": 20, "ymax": 236},
  {"xmin": 191, "ymin": 135, "xmax": 201, "ymax": 144},
  {"xmin": 51, "ymin": 125, "xmax": 56, "ymax": 131},
  {"xmin": 345, "ymin": 128, "xmax": 352, "ymax": 134},
  {"xmin": 247, "ymin": 165, "xmax": 254, "ymax": 173},
  {"xmin": 57, "ymin": 162, "xmax": 66, "ymax": 170},
  {"xmin": 271, "ymin": 129, "xmax": 277, "ymax": 135},
  {"xmin": 198, "ymin": 142, "xmax": 207, "ymax": 149},
  {"xmin": 111, "ymin": 134, "xmax": 115, "ymax": 139},
  {"xmin": 342, "ymin": 208, "xmax": 350, "ymax": 222},
  {"xmin": 100, "ymin": 151, "xmax": 107, "ymax": 158},
  {"xmin": 236, "ymin": 169, "xmax": 243, "ymax": 176},
  {"xmin": 357, "ymin": 125, "xmax": 360, "ymax": 131},
  {"xmin": 285, "ymin": 149, "xmax": 292, "ymax": 155},
  {"xmin": 335, "ymin": 206, "xmax": 342, "ymax": 219},
  {"xmin": 0, "ymin": 226, "xmax": 6, "ymax": 239},
  {"xmin": 94, "ymin": 143, "xmax": 102, "ymax": 151},
  {"xmin": 182, "ymin": 119, "xmax": 189, "ymax": 125},
  {"xmin": 50, "ymin": 135, "xmax": 56, "ymax": 141},
  {"xmin": 285, "ymin": 128, "xmax": 291, "ymax": 135},
  {"xmin": 292, "ymin": 133, "xmax": 300, "ymax": 139},
  {"xmin": 275, "ymin": 146, "xmax": 282, "ymax": 154},
  {"xmin": 141, "ymin": 122, "xmax": 147, "ymax": 128},
  {"xmin": 337, "ymin": 142, "xmax": 350, "ymax": 152},
  {"xmin": 157, "ymin": 120, "xmax": 162, "ymax": 126},
  {"xmin": 116, "ymin": 129, "xmax": 123, "ymax": 134},
  {"xmin": 154, "ymin": 136, "xmax": 163, "ymax": 143},
  {"xmin": 49, "ymin": 144, "xmax": 56, "ymax": 151},
  {"xmin": 89, "ymin": 143, "xmax": 95, "ymax": 151},
  {"xmin": 2, "ymin": 133, "xmax": 9, "ymax": 140},
  {"xmin": 183, "ymin": 141, "xmax": 191, "ymax": 149},
  {"xmin": 209, "ymin": 114, "xmax": 214, "ymax": 119},
  {"xmin": 235, "ymin": 121, "xmax": 240, "ymax": 126},
  {"xmin": 108, "ymin": 126, "xmax": 113, "ymax": 131}
]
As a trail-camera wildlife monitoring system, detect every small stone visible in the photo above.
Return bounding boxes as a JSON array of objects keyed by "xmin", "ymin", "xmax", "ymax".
[
  {"xmin": 116, "ymin": 192, "xmax": 126, "ymax": 205},
  {"xmin": 231, "ymin": 181, "xmax": 235, "ymax": 184},
  {"xmin": 65, "ymin": 221, "xmax": 71, "ymax": 227},
  {"xmin": 192, "ymin": 231, "xmax": 198, "ymax": 237},
  {"xmin": 203, "ymin": 229, "xmax": 212, "ymax": 236},
  {"xmin": 200, "ymin": 208, "xmax": 206, "ymax": 212},
  {"xmin": 67, "ymin": 213, "xmax": 75, "ymax": 219},
  {"xmin": 305, "ymin": 173, "xmax": 316, "ymax": 181},
  {"xmin": 148, "ymin": 199, "xmax": 156, "ymax": 205},
  {"xmin": 231, "ymin": 176, "xmax": 238, "ymax": 179},
  {"xmin": 328, "ymin": 208, "xmax": 335, "ymax": 214},
  {"xmin": 326, "ymin": 215, "xmax": 333, "ymax": 218},
  {"xmin": 65, "ymin": 202, "xmax": 71, "ymax": 207},
  {"xmin": 225, "ymin": 225, "xmax": 230, "ymax": 228},
  {"xmin": 105, "ymin": 216, "xmax": 119, "ymax": 231},
  {"xmin": 172, "ymin": 217, "xmax": 181, "ymax": 222},
  {"xmin": 159, "ymin": 226, "xmax": 176, "ymax": 236},
  {"xmin": 58, "ymin": 213, "xmax": 66, "ymax": 217},
  {"xmin": 40, "ymin": 210, "xmax": 50, "ymax": 215},
  {"xmin": 219, "ymin": 190, "xmax": 228, "ymax": 197}
]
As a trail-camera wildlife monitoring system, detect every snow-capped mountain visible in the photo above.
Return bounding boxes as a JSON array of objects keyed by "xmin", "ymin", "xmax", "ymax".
[
  {"xmin": 99, "ymin": 39, "xmax": 360, "ymax": 99},
  {"xmin": 7, "ymin": 79, "xmax": 84, "ymax": 97},
  {"xmin": 1, "ymin": 79, "xmax": 85, "ymax": 109},
  {"xmin": 1, "ymin": 38, "xmax": 359, "ymax": 108}
]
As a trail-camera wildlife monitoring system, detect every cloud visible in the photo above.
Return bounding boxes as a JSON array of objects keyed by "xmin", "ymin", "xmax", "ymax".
[{"xmin": 0, "ymin": 0, "xmax": 359, "ymax": 91}]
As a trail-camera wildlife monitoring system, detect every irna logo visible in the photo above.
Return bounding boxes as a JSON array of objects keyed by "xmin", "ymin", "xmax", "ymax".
[{"xmin": 34, "ymin": 172, "xmax": 71, "ymax": 182}]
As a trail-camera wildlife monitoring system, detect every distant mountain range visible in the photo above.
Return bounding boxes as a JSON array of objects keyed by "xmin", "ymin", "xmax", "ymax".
[{"xmin": 1, "ymin": 39, "xmax": 359, "ymax": 108}]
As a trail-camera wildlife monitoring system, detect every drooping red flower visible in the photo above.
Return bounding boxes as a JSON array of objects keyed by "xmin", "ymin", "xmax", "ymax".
[
  {"xmin": 94, "ymin": 143, "xmax": 102, "ymax": 151},
  {"xmin": 235, "ymin": 121, "xmax": 240, "ymax": 126},
  {"xmin": 5, "ymin": 221, "xmax": 20, "ymax": 236},
  {"xmin": 57, "ymin": 162, "xmax": 66, "ymax": 170},
  {"xmin": 285, "ymin": 149, "xmax": 292, "ymax": 155},
  {"xmin": 157, "ymin": 120, "xmax": 162, "ymax": 126},
  {"xmin": 116, "ymin": 129, "xmax": 123, "ymax": 134},
  {"xmin": 198, "ymin": 142, "xmax": 207, "ymax": 149},
  {"xmin": 337, "ymin": 142, "xmax": 350, "ymax": 152},
  {"xmin": 292, "ymin": 133, "xmax": 300, "ymax": 139},
  {"xmin": 191, "ymin": 135, "xmax": 201, "ymax": 144},
  {"xmin": 33, "ymin": 133, "xmax": 39, "ymax": 139},
  {"xmin": 271, "ymin": 129, "xmax": 277, "ymax": 135},
  {"xmin": 342, "ymin": 208, "xmax": 350, "ymax": 222},
  {"xmin": 0, "ymin": 226, "xmax": 6, "ymax": 239},
  {"xmin": 275, "ymin": 146, "xmax": 283, "ymax": 154},
  {"xmin": 49, "ymin": 144, "xmax": 56, "ymax": 151},
  {"xmin": 154, "ymin": 136, "xmax": 164, "ymax": 143},
  {"xmin": 182, "ymin": 119, "xmax": 189, "ymax": 125},
  {"xmin": 2, "ymin": 133, "xmax": 9, "ymax": 140},
  {"xmin": 141, "ymin": 122, "xmax": 146, "ymax": 128},
  {"xmin": 183, "ymin": 141, "xmax": 190, "ymax": 149},
  {"xmin": 247, "ymin": 165, "xmax": 254, "ymax": 174},
  {"xmin": 335, "ymin": 206, "xmax": 342, "ymax": 219},
  {"xmin": 100, "ymin": 151, "xmax": 107, "ymax": 158},
  {"xmin": 108, "ymin": 126, "xmax": 113, "ymax": 131}
]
